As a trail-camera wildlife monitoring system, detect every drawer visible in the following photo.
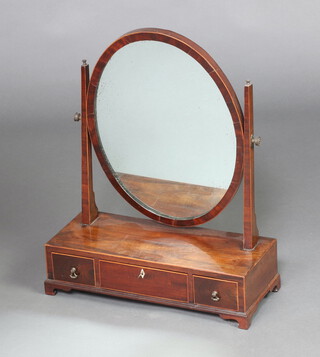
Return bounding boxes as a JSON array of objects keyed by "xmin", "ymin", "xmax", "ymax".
[
  {"xmin": 194, "ymin": 276, "xmax": 238, "ymax": 311},
  {"xmin": 52, "ymin": 253, "xmax": 95, "ymax": 286},
  {"xmin": 100, "ymin": 261, "xmax": 188, "ymax": 302}
]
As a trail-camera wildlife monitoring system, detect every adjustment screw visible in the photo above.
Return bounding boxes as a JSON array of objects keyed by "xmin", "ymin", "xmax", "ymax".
[
  {"xmin": 251, "ymin": 135, "xmax": 262, "ymax": 146},
  {"xmin": 74, "ymin": 112, "xmax": 81, "ymax": 122}
]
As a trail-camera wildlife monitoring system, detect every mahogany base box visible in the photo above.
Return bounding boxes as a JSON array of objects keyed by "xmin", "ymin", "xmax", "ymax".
[{"xmin": 44, "ymin": 212, "xmax": 280, "ymax": 329}]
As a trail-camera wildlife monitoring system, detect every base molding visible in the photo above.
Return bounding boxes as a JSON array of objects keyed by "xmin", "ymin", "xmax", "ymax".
[{"xmin": 44, "ymin": 274, "xmax": 280, "ymax": 329}]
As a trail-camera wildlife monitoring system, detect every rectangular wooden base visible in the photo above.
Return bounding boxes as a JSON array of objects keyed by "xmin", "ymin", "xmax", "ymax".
[{"xmin": 45, "ymin": 212, "xmax": 280, "ymax": 329}]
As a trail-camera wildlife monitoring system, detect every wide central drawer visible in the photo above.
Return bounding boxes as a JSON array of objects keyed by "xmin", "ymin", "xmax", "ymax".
[{"xmin": 100, "ymin": 261, "xmax": 188, "ymax": 302}]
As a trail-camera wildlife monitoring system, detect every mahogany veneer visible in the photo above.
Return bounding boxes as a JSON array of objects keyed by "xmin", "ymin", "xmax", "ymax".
[
  {"xmin": 45, "ymin": 212, "xmax": 280, "ymax": 329},
  {"xmin": 44, "ymin": 28, "xmax": 281, "ymax": 330}
]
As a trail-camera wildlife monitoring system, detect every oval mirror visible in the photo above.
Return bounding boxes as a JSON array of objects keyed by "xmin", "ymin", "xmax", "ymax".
[{"xmin": 87, "ymin": 29, "xmax": 244, "ymax": 226}]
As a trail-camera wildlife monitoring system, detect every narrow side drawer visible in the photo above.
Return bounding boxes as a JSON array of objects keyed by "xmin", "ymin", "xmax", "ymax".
[
  {"xmin": 194, "ymin": 276, "xmax": 239, "ymax": 311},
  {"xmin": 52, "ymin": 253, "xmax": 95, "ymax": 286}
]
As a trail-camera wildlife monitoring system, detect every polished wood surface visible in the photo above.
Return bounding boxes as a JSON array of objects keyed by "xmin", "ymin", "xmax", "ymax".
[
  {"xmin": 245, "ymin": 242, "xmax": 278, "ymax": 310},
  {"xmin": 194, "ymin": 276, "xmax": 238, "ymax": 311},
  {"xmin": 81, "ymin": 61, "xmax": 98, "ymax": 225},
  {"xmin": 45, "ymin": 29, "xmax": 281, "ymax": 329},
  {"xmin": 117, "ymin": 173, "xmax": 226, "ymax": 218},
  {"xmin": 46, "ymin": 212, "xmax": 276, "ymax": 276},
  {"xmin": 243, "ymin": 83, "xmax": 259, "ymax": 249},
  {"xmin": 86, "ymin": 28, "xmax": 244, "ymax": 226},
  {"xmin": 100, "ymin": 260, "xmax": 188, "ymax": 302},
  {"xmin": 45, "ymin": 212, "xmax": 280, "ymax": 329},
  {"xmin": 52, "ymin": 253, "xmax": 95, "ymax": 286}
]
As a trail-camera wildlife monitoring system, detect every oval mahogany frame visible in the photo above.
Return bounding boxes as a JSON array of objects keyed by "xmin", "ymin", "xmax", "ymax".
[{"xmin": 87, "ymin": 28, "xmax": 244, "ymax": 226}]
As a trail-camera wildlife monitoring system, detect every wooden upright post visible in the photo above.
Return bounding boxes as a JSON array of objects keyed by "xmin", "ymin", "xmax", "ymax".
[
  {"xmin": 243, "ymin": 81, "xmax": 259, "ymax": 249},
  {"xmin": 81, "ymin": 60, "xmax": 98, "ymax": 225}
]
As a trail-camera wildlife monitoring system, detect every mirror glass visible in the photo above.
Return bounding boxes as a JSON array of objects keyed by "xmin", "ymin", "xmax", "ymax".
[{"xmin": 95, "ymin": 40, "xmax": 236, "ymax": 220}]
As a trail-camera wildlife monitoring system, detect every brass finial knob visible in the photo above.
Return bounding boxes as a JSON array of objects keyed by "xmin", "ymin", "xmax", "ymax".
[
  {"xmin": 251, "ymin": 135, "xmax": 262, "ymax": 146},
  {"xmin": 74, "ymin": 112, "xmax": 81, "ymax": 122}
]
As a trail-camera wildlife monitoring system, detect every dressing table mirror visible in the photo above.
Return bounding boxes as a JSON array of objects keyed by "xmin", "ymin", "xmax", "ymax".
[{"xmin": 44, "ymin": 28, "xmax": 280, "ymax": 329}]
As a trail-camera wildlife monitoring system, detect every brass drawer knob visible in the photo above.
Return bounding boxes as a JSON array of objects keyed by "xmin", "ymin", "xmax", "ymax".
[
  {"xmin": 69, "ymin": 267, "xmax": 79, "ymax": 279},
  {"xmin": 211, "ymin": 290, "xmax": 220, "ymax": 302}
]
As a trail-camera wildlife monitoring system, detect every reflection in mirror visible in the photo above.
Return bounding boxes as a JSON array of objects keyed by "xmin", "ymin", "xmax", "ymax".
[{"xmin": 96, "ymin": 40, "xmax": 236, "ymax": 219}]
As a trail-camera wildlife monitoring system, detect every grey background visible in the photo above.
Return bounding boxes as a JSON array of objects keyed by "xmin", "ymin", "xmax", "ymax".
[{"xmin": 1, "ymin": 0, "xmax": 319, "ymax": 356}]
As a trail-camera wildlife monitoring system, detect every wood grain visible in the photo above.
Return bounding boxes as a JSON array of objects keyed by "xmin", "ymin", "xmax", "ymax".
[
  {"xmin": 194, "ymin": 276, "xmax": 238, "ymax": 311},
  {"xmin": 243, "ymin": 83, "xmax": 259, "ymax": 249},
  {"xmin": 46, "ymin": 212, "xmax": 276, "ymax": 277},
  {"xmin": 46, "ymin": 29, "xmax": 281, "ymax": 330},
  {"xmin": 52, "ymin": 253, "xmax": 95, "ymax": 286},
  {"xmin": 117, "ymin": 172, "xmax": 226, "ymax": 218},
  {"xmin": 81, "ymin": 62, "xmax": 98, "ymax": 225},
  {"xmin": 244, "ymin": 243, "xmax": 278, "ymax": 310},
  {"xmin": 100, "ymin": 260, "xmax": 188, "ymax": 302},
  {"xmin": 45, "ymin": 212, "xmax": 280, "ymax": 329}
]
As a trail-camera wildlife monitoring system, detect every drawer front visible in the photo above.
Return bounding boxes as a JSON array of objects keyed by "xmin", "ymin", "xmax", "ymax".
[
  {"xmin": 100, "ymin": 261, "xmax": 188, "ymax": 302},
  {"xmin": 194, "ymin": 276, "xmax": 238, "ymax": 311},
  {"xmin": 52, "ymin": 253, "xmax": 95, "ymax": 286}
]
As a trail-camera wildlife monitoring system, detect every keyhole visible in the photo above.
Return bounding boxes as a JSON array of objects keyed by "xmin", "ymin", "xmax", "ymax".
[{"xmin": 138, "ymin": 269, "xmax": 145, "ymax": 279}]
